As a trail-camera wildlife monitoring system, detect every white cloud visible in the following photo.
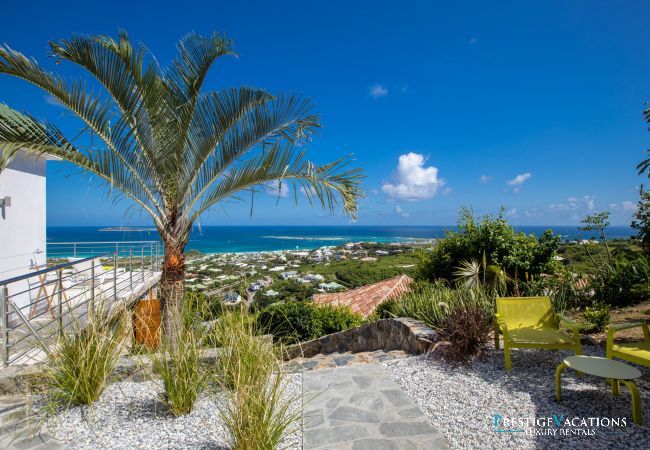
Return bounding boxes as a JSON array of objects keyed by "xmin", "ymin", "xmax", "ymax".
[
  {"xmin": 506, "ymin": 172, "xmax": 532, "ymax": 193},
  {"xmin": 371, "ymin": 188, "xmax": 380, "ymax": 195},
  {"xmin": 506, "ymin": 208, "xmax": 518, "ymax": 217},
  {"xmin": 610, "ymin": 201, "xmax": 635, "ymax": 212},
  {"xmin": 479, "ymin": 174, "xmax": 492, "ymax": 183},
  {"xmin": 369, "ymin": 83, "xmax": 388, "ymax": 99},
  {"xmin": 382, "ymin": 152, "xmax": 445, "ymax": 201},
  {"xmin": 265, "ymin": 180, "xmax": 289, "ymax": 198},
  {"xmin": 507, "ymin": 172, "xmax": 532, "ymax": 186},
  {"xmin": 395, "ymin": 205, "xmax": 410, "ymax": 218},
  {"xmin": 549, "ymin": 196, "xmax": 589, "ymax": 212},
  {"xmin": 442, "ymin": 187, "xmax": 452, "ymax": 196},
  {"xmin": 622, "ymin": 201, "xmax": 637, "ymax": 212}
]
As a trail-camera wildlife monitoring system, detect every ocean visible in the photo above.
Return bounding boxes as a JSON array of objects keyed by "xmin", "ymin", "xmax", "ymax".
[{"xmin": 46, "ymin": 225, "xmax": 636, "ymax": 254}]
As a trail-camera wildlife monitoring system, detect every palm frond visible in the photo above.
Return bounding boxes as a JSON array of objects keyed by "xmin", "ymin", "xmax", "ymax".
[
  {"xmin": 0, "ymin": 105, "xmax": 163, "ymax": 226},
  {"xmin": 185, "ymin": 141, "xmax": 362, "ymax": 229},
  {"xmin": 453, "ymin": 260, "xmax": 481, "ymax": 289},
  {"xmin": 183, "ymin": 92, "xmax": 320, "ymax": 211}
]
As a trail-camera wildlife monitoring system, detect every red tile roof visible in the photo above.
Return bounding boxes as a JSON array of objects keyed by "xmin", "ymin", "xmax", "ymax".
[{"xmin": 312, "ymin": 274, "xmax": 413, "ymax": 317}]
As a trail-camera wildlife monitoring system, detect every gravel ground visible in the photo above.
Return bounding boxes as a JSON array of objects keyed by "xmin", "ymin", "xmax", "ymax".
[
  {"xmin": 47, "ymin": 373, "xmax": 302, "ymax": 449},
  {"xmin": 383, "ymin": 345, "xmax": 650, "ymax": 449}
]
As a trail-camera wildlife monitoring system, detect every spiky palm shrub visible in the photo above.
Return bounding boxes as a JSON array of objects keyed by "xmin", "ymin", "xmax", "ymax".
[
  {"xmin": 0, "ymin": 31, "xmax": 363, "ymax": 342},
  {"xmin": 213, "ymin": 311, "xmax": 299, "ymax": 449}
]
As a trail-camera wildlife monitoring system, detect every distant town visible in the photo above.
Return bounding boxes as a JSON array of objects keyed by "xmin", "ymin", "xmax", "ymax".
[{"xmin": 184, "ymin": 241, "xmax": 427, "ymax": 306}]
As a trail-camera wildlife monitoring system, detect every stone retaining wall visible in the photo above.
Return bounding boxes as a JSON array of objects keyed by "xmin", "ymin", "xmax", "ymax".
[{"xmin": 285, "ymin": 317, "xmax": 437, "ymax": 359}]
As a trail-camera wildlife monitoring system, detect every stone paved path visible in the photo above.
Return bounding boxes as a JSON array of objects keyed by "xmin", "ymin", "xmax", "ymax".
[
  {"xmin": 302, "ymin": 363, "xmax": 448, "ymax": 449},
  {"xmin": 0, "ymin": 395, "xmax": 63, "ymax": 450}
]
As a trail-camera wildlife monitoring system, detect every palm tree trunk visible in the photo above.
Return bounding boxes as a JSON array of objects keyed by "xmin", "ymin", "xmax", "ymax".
[{"xmin": 160, "ymin": 241, "xmax": 186, "ymax": 345}]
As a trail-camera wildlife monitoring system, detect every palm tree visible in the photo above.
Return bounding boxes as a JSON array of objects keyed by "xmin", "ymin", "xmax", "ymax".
[{"xmin": 0, "ymin": 31, "xmax": 363, "ymax": 340}]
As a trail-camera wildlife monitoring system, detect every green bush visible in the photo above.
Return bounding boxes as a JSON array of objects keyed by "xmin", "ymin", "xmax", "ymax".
[
  {"xmin": 335, "ymin": 265, "xmax": 408, "ymax": 288},
  {"xmin": 316, "ymin": 304, "xmax": 363, "ymax": 335},
  {"xmin": 590, "ymin": 257, "xmax": 650, "ymax": 307},
  {"xmin": 256, "ymin": 301, "xmax": 362, "ymax": 342},
  {"xmin": 416, "ymin": 208, "xmax": 560, "ymax": 287},
  {"xmin": 582, "ymin": 303, "xmax": 610, "ymax": 333},
  {"xmin": 521, "ymin": 270, "xmax": 592, "ymax": 312},
  {"xmin": 375, "ymin": 298, "xmax": 400, "ymax": 319}
]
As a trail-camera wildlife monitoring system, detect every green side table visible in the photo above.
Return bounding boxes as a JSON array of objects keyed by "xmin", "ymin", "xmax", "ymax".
[{"xmin": 556, "ymin": 355, "xmax": 643, "ymax": 425}]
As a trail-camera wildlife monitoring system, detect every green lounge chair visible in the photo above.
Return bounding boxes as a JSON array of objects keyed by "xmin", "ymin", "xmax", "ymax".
[
  {"xmin": 494, "ymin": 296, "xmax": 581, "ymax": 370},
  {"xmin": 606, "ymin": 321, "xmax": 650, "ymax": 368}
]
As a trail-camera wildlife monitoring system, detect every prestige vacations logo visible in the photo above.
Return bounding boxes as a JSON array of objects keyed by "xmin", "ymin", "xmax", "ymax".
[{"xmin": 493, "ymin": 413, "xmax": 628, "ymax": 436}]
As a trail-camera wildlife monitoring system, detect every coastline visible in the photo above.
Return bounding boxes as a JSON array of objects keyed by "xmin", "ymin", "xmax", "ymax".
[{"xmin": 46, "ymin": 225, "xmax": 636, "ymax": 256}]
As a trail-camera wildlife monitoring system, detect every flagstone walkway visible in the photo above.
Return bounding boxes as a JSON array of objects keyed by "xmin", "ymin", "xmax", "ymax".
[
  {"xmin": 302, "ymin": 363, "xmax": 448, "ymax": 449},
  {"xmin": 0, "ymin": 351, "xmax": 448, "ymax": 449}
]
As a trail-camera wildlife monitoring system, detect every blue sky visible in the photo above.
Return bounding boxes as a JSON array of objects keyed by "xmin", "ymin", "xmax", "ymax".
[{"xmin": 2, "ymin": 0, "xmax": 649, "ymax": 226}]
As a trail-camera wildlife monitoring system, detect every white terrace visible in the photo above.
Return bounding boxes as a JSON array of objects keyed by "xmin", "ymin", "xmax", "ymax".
[{"xmin": 0, "ymin": 241, "xmax": 162, "ymax": 366}]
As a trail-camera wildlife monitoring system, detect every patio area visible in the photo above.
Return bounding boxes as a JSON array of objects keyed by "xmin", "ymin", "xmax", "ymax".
[{"xmin": 0, "ymin": 241, "xmax": 162, "ymax": 366}]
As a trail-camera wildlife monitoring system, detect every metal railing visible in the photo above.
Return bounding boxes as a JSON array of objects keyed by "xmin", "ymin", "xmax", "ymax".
[{"xmin": 0, "ymin": 241, "xmax": 162, "ymax": 366}]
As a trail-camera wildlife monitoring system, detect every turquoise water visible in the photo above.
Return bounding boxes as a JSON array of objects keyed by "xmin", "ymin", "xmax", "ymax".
[{"xmin": 46, "ymin": 225, "xmax": 636, "ymax": 254}]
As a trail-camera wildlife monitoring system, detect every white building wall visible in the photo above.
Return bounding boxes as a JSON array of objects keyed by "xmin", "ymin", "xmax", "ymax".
[{"xmin": 0, "ymin": 151, "xmax": 49, "ymax": 311}]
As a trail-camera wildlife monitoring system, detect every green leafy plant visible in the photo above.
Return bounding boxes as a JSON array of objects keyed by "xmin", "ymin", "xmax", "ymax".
[
  {"xmin": 582, "ymin": 302, "xmax": 611, "ymax": 333},
  {"xmin": 416, "ymin": 208, "xmax": 560, "ymax": 287},
  {"xmin": 314, "ymin": 304, "xmax": 362, "ymax": 335},
  {"xmin": 44, "ymin": 306, "xmax": 127, "ymax": 407},
  {"xmin": 375, "ymin": 298, "xmax": 400, "ymax": 319},
  {"xmin": 521, "ymin": 269, "xmax": 592, "ymax": 312},
  {"xmin": 256, "ymin": 301, "xmax": 361, "ymax": 342},
  {"xmin": 632, "ymin": 186, "xmax": 650, "ymax": 256},
  {"xmin": 590, "ymin": 257, "xmax": 650, "ymax": 307},
  {"xmin": 453, "ymin": 259, "xmax": 511, "ymax": 294}
]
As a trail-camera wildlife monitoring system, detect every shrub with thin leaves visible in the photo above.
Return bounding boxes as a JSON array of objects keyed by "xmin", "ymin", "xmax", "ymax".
[
  {"xmin": 432, "ymin": 299, "xmax": 493, "ymax": 364},
  {"xmin": 213, "ymin": 311, "xmax": 299, "ymax": 449},
  {"xmin": 44, "ymin": 307, "xmax": 127, "ymax": 407},
  {"xmin": 387, "ymin": 282, "xmax": 493, "ymax": 329},
  {"xmin": 150, "ymin": 300, "xmax": 208, "ymax": 416}
]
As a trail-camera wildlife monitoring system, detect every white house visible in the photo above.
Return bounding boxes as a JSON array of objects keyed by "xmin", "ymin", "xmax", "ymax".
[{"xmin": 0, "ymin": 150, "xmax": 58, "ymax": 312}]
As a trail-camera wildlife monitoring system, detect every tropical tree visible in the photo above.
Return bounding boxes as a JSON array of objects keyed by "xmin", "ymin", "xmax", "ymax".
[
  {"xmin": 0, "ymin": 32, "xmax": 363, "ymax": 340},
  {"xmin": 631, "ymin": 186, "xmax": 650, "ymax": 255},
  {"xmin": 637, "ymin": 103, "xmax": 650, "ymax": 176},
  {"xmin": 579, "ymin": 211, "xmax": 612, "ymax": 264}
]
